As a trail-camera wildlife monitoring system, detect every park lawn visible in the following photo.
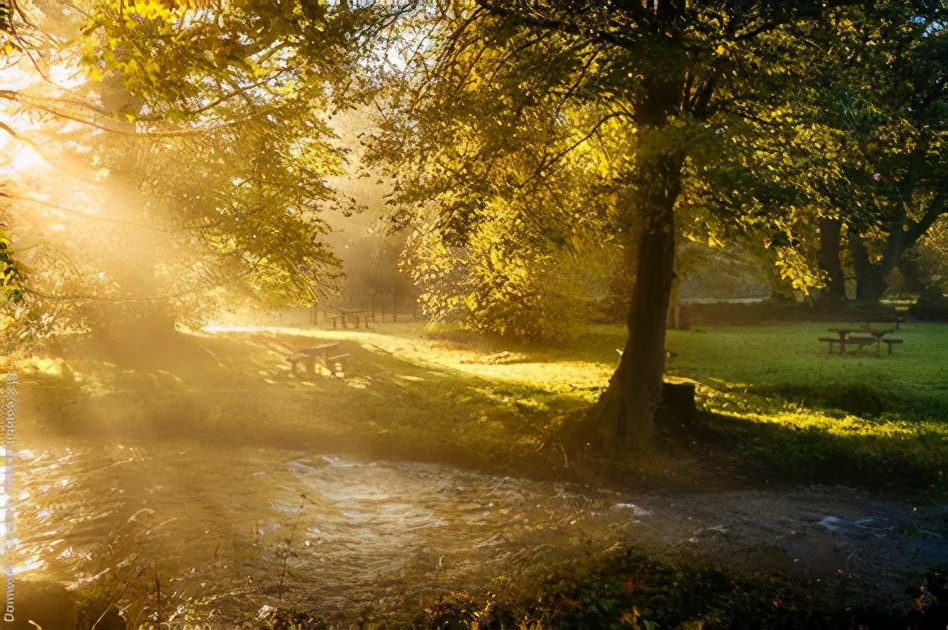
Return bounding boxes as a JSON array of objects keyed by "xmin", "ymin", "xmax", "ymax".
[
  {"xmin": 662, "ymin": 322, "xmax": 948, "ymax": 497},
  {"xmin": 666, "ymin": 322, "xmax": 948, "ymax": 423},
  {"xmin": 375, "ymin": 321, "xmax": 948, "ymax": 497},
  {"xmin": 393, "ymin": 320, "xmax": 948, "ymax": 423},
  {"xmin": 14, "ymin": 320, "xmax": 948, "ymax": 497}
]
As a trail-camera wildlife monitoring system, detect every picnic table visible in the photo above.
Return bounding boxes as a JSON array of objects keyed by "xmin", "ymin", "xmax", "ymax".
[
  {"xmin": 328, "ymin": 308, "xmax": 373, "ymax": 329},
  {"xmin": 819, "ymin": 324, "xmax": 903, "ymax": 355},
  {"xmin": 287, "ymin": 342, "xmax": 350, "ymax": 376}
]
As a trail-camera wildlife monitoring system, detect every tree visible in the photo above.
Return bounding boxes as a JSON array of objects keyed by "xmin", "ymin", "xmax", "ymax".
[
  {"xmin": 716, "ymin": 4, "xmax": 948, "ymax": 305},
  {"xmin": 370, "ymin": 1, "xmax": 906, "ymax": 448},
  {"xmin": 384, "ymin": 97, "xmax": 626, "ymax": 340},
  {"xmin": 785, "ymin": 5, "xmax": 947, "ymax": 305},
  {"xmin": 0, "ymin": 0, "xmax": 383, "ymax": 345},
  {"xmin": 838, "ymin": 18, "xmax": 946, "ymax": 303},
  {"xmin": 0, "ymin": 0, "xmax": 32, "ymax": 310},
  {"xmin": 905, "ymin": 218, "xmax": 948, "ymax": 318}
]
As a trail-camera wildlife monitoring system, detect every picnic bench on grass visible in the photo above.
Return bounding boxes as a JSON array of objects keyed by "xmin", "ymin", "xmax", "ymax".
[
  {"xmin": 819, "ymin": 323, "xmax": 904, "ymax": 355},
  {"xmin": 328, "ymin": 308, "xmax": 373, "ymax": 329},
  {"xmin": 287, "ymin": 342, "xmax": 351, "ymax": 376}
]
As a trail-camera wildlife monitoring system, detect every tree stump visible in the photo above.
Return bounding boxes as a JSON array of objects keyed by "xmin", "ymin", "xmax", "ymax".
[{"xmin": 661, "ymin": 381, "xmax": 696, "ymax": 421}]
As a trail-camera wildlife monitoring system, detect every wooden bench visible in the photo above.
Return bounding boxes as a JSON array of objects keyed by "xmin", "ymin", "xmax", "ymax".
[
  {"xmin": 818, "ymin": 337, "xmax": 840, "ymax": 353},
  {"xmin": 881, "ymin": 338, "xmax": 903, "ymax": 354},
  {"xmin": 819, "ymin": 336, "xmax": 903, "ymax": 355},
  {"xmin": 818, "ymin": 336, "xmax": 876, "ymax": 354},
  {"xmin": 843, "ymin": 335, "xmax": 877, "ymax": 352},
  {"xmin": 326, "ymin": 353, "xmax": 351, "ymax": 377}
]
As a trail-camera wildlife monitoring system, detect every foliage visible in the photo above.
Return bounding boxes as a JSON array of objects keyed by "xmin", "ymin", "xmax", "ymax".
[
  {"xmin": 406, "ymin": 548, "xmax": 916, "ymax": 629},
  {"xmin": 369, "ymin": 0, "xmax": 883, "ymax": 303},
  {"xmin": 0, "ymin": 0, "xmax": 393, "ymax": 343},
  {"xmin": 689, "ymin": 3, "xmax": 948, "ymax": 301},
  {"xmin": 904, "ymin": 221, "xmax": 948, "ymax": 320},
  {"xmin": 368, "ymin": 24, "xmax": 633, "ymax": 340},
  {"xmin": 917, "ymin": 220, "xmax": 948, "ymax": 294},
  {"xmin": 0, "ymin": 229, "xmax": 23, "ymax": 303},
  {"xmin": 367, "ymin": 4, "xmax": 658, "ymax": 343},
  {"xmin": 404, "ymin": 206, "xmax": 618, "ymax": 341},
  {"xmin": 371, "ymin": 0, "xmax": 946, "ymax": 315},
  {"xmin": 77, "ymin": 0, "xmax": 362, "ymax": 122}
]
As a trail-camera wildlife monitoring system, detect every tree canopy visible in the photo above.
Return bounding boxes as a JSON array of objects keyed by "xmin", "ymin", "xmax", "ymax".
[
  {"xmin": 693, "ymin": 3, "xmax": 948, "ymax": 302},
  {"xmin": 0, "ymin": 0, "xmax": 387, "ymax": 343}
]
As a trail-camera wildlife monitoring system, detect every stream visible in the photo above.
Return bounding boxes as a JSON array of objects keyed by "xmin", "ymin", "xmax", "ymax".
[{"xmin": 3, "ymin": 441, "xmax": 946, "ymax": 626}]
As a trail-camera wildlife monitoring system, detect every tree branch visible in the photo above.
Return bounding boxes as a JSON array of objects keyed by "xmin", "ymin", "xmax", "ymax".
[
  {"xmin": 528, "ymin": 110, "xmax": 633, "ymax": 185},
  {"xmin": 904, "ymin": 191, "xmax": 947, "ymax": 249}
]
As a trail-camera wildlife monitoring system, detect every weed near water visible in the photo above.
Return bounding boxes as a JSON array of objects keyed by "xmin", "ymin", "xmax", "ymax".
[{"xmin": 366, "ymin": 547, "xmax": 942, "ymax": 629}]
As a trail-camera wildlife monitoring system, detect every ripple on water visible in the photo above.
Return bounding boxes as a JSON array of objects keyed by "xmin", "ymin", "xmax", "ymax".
[{"xmin": 269, "ymin": 456, "xmax": 619, "ymax": 606}]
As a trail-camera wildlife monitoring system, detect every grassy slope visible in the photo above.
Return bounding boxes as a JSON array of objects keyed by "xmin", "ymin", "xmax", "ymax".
[{"xmin": 17, "ymin": 321, "xmax": 947, "ymax": 496}]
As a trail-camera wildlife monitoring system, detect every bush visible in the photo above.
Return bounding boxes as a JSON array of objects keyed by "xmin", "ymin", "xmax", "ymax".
[{"xmin": 403, "ymin": 215, "xmax": 617, "ymax": 343}]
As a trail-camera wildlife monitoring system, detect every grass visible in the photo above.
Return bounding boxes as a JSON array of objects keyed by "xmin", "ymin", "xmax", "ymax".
[
  {"xmin": 15, "ymin": 320, "xmax": 948, "ymax": 497},
  {"xmin": 405, "ymin": 320, "xmax": 948, "ymax": 421},
  {"xmin": 661, "ymin": 323, "xmax": 948, "ymax": 498},
  {"xmin": 372, "ymin": 320, "xmax": 948, "ymax": 498},
  {"xmin": 9, "ymin": 320, "xmax": 948, "ymax": 626},
  {"xmin": 666, "ymin": 322, "xmax": 948, "ymax": 423}
]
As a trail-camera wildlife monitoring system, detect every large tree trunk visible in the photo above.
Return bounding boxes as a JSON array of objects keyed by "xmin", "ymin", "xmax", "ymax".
[
  {"xmin": 849, "ymin": 236, "xmax": 887, "ymax": 302},
  {"xmin": 595, "ymin": 149, "xmax": 682, "ymax": 449},
  {"xmin": 849, "ymin": 228, "xmax": 902, "ymax": 303},
  {"xmin": 847, "ymin": 199, "xmax": 945, "ymax": 304},
  {"xmin": 818, "ymin": 218, "xmax": 846, "ymax": 299}
]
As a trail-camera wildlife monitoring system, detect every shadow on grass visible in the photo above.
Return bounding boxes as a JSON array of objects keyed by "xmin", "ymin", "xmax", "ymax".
[
  {"xmin": 754, "ymin": 381, "xmax": 948, "ymax": 423},
  {"xmin": 17, "ymin": 329, "xmax": 948, "ymax": 499},
  {"xmin": 18, "ymin": 330, "xmax": 587, "ymax": 480},
  {"xmin": 677, "ymin": 409, "xmax": 948, "ymax": 500}
]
